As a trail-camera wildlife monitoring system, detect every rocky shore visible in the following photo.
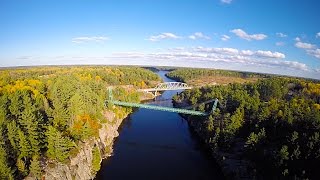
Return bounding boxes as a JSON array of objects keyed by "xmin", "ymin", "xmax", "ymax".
[
  {"xmin": 174, "ymin": 100, "xmax": 255, "ymax": 180},
  {"xmin": 30, "ymin": 110, "xmax": 128, "ymax": 180}
]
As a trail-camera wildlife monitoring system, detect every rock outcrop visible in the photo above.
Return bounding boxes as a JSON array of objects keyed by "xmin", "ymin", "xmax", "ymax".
[{"xmin": 34, "ymin": 110, "xmax": 127, "ymax": 180}]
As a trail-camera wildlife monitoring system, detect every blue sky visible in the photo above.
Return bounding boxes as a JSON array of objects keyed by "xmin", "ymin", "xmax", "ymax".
[{"xmin": 1, "ymin": 0, "xmax": 320, "ymax": 79}]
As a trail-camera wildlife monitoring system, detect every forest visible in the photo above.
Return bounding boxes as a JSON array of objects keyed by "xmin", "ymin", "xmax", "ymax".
[
  {"xmin": 171, "ymin": 69, "xmax": 320, "ymax": 179},
  {"xmin": 0, "ymin": 66, "xmax": 160, "ymax": 179},
  {"xmin": 166, "ymin": 68, "xmax": 272, "ymax": 86}
]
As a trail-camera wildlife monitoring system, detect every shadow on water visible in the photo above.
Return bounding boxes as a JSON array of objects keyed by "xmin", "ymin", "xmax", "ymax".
[{"xmin": 95, "ymin": 71, "xmax": 224, "ymax": 180}]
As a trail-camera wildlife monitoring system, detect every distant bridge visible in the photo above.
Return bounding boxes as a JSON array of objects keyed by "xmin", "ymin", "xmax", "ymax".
[
  {"xmin": 138, "ymin": 82, "xmax": 192, "ymax": 97},
  {"xmin": 138, "ymin": 82, "xmax": 192, "ymax": 92}
]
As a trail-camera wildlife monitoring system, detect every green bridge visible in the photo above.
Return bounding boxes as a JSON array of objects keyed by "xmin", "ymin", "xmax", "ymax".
[{"xmin": 107, "ymin": 87, "xmax": 218, "ymax": 116}]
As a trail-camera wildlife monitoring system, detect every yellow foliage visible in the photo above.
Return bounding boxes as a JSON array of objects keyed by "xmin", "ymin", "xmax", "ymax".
[
  {"xmin": 95, "ymin": 75, "xmax": 102, "ymax": 81},
  {"xmin": 1, "ymin": 80, "xmax": 40, "ymax": 97},
  {"xmin": 71, "ymin": 114, "xmax": 101, "ymax": 137},
  {"xmin": 302, "ymin": 82, "xmax": 320, "ymax": 96},
  {"xmin": 139, "ymin": 81, "xmax": 146, "ymax": 88},
  {"xmin": 314, "ymin": 104, "xmax": 320, "ymax": 110},
  {"xmin": 27, "ymin": 79, "xmax": 41, "ymax": 87}
]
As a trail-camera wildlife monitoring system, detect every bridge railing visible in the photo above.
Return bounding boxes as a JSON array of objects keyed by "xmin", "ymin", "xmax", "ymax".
[{"xmin": 139, "ymin": 82, "xmax": 192, "ymax": 92}]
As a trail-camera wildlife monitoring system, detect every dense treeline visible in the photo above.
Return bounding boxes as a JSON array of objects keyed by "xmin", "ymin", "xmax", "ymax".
[
  {"xmin": 0, "ymin": 66, "xmax": 160, "ymax": 179},
  {"xmin": 166, "ymin": 68, "xmax": 271, "ymax": 82},
  {"xmin": 173, "ymin": 77, "xmax": 320, "ymax": 179}
]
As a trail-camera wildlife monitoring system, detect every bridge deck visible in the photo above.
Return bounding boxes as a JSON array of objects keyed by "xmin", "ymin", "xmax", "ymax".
[
  {"xmin": 138, "ymin": 87, "xmax": 192, "ymax": 92},
  {"xmin": 110, "ymin": 100, "xmax": 208, "ymax": 116}
]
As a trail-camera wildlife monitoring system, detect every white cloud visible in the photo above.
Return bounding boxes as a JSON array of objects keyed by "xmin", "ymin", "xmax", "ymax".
[
  {"xmin": 72, "ymin": 36, "xmax": 109, "ymax": 43},
  {"xmin": 316, "ymin": 32, "xmax": 320, "ymax": 38},
  {"xmin": 280, "ymin": 61, "xmax": 308, "ymax": 71},
  {"xmin": 255, "ymin": 50, "xmax": 285, "ymax": 59},
  {"xmin": 295, "ymin": 41, "xmax": 315, "ymax": 49},
  {"xmin": 307, "ymin": 49, "xmax": 320, "ymax": 59},
  {"xmin": 194, "ymin": 47, "xmax": 239, "ymax": 55},
  {"xmin": 230, "ymin": 29, "xmax": 267, "ymax": 41},
  {"xmin": 241, "ymin": 50, "xmax": 254, "ymax": 56},
  {"xmin": 168, "ymin": 47, "xmax": 185, "ymax": 51},
  {"xmin": 193, "ymin": 47, "xmax": 285, "ymax": 59},
  {"xmin": 221, "ymin": 35, "xmax": 231, "ymax": 41},
  {"xmin": 276, "ymin": 42, "xmax": 285, "ymax": 46},
  {"xmin": 188, "ymin": 32, "xmax": 210, "ymax": 40},
  {"xmin": 276, "ymin": 33, "xmax": 287, "ymax": 38},
  {"xmin": 147, "ymin": 33, "xmax": 181, "ymax": 41},
  {"xmin": 294, "ymin": 37, "xmax": 320, "ymax": 59},
  {"xmin": 221, "ymin": 0, "xmax": 232, "ymax": 4}
]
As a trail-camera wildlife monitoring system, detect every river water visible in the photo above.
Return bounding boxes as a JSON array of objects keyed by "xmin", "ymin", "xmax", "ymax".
[{"xmin": 96, "ymin": 71, "xmax": 224, "ymax": 180}]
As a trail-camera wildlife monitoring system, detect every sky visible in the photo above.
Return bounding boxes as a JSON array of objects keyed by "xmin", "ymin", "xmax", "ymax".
[{"xmin": 1, "ymin": 0, "xmax": 320, "ymax": 79}]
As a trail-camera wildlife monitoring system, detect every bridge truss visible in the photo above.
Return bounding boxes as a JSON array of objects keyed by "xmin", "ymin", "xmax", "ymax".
[{"xmin": 139, "ymin": 82, "xmax": 192, "ymax": 92}]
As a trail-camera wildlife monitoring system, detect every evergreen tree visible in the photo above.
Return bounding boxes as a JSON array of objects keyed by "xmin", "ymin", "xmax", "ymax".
[
  {"xmin": 0, "ymin": 145, "xmax": 14, "ymax": 180},
  {"xmin": 20, "ymin": 107, "xmax": 40, "ymax": 155},
  {"xmin": 8, "ymin": 91, "xmax": 23, "ymax": 117},
  {"xmin": 6, "ymin": 120, "xmax": 19, "ymax": 153},
  {"xmin": 0, "ymin": 95, "xmax": 9, "ymax": 125},
  {"xmin": 16, "ymin": 158, "xmax": 28, "ymax": 176},
  {"xmin": 46, "ymin": 126, "xmax": 75, "ymax": 162},
  {"xmin": 91, "ymin": 146, "xmax": 101, "ymax": 172},
  {"xmin": 29, "ymin": 155, "xmax": 41, "ymax": 179},
  {"xmin": 18, "ymin": 129, "xmax": 31, "ymax": 159}
]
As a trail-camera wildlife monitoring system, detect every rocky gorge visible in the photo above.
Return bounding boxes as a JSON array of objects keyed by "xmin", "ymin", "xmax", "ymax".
[{"xmin": 24, "ymin": 109, "xmax": 129, "ymax": 180}]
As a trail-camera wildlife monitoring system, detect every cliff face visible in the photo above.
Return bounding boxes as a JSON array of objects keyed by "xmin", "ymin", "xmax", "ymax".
[{"xmin": 33, "ymin": 111, "xmax": 127, "ymax": 180}]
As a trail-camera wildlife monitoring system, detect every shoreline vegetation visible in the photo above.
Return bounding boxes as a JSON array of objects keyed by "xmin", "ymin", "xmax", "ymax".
[
  {"xmin": 168, "ymin": 68, "xmax": 320, "ymax": 179},
  {"xmin": 0, "ymin": 66, "xmax": 160, "ymax": 179}
]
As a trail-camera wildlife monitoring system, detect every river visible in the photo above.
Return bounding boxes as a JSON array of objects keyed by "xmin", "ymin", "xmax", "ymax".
[{"xmin": 95, "ymin": 71, "xmax": 224, "ymax": 180}]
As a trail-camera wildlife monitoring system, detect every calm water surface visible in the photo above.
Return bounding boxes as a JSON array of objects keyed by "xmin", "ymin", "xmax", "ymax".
[{"xmin": 95, "ymin": 71, "xmax": 224, "ymax": 180}]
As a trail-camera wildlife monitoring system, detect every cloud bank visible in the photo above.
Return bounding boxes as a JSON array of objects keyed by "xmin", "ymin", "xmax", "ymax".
[
  {"xmin": 276, "ymin": 32, "xmax": 287, "ymax": 38},
  {"xmin": 230, "ymin": 29, "xmax": 267, "ymax": 41},
  {"xmin": 147, "ymin": 33, "xmax": 181, "ymax": 41},
  {"xmin": 189, "ymin": 32, "xmax": 210, "ymax": 40},
  {"xmin": 295, "ymin": 37, "xmax": 320, "ymax": 59},
  {"xmin": 110, "ymin": 46, "xmax": 310, "ymax": 74}
]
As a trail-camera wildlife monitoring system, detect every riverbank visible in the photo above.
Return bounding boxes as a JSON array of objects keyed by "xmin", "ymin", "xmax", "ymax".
[
  {"xmin": 187, "ymin": 116, "xmax": 254, "ymax": 180},
  {"xmin": 173, "ymin": 100, "xmax": 254, "ymax": 180},
  {"xmin": 36, "ymin": 108, "xmax": 130, "ymax": 180},
  {"xmin": 34, "ymin": 91, "xmax": 154, "ymax": 180}
]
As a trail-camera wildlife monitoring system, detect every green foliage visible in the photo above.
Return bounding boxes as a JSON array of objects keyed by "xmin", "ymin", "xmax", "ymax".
[
  {"xmin": 278, "ymin": 145, "xmax": 289, "ymax": 164},
  {"xmin": 173, "ymin": 71, "xmax": 320, "ymax": 179},
  {"xmin": 18, "ymin": 129, "xmax": 31, "ymax": 159},
  {"xmin": 166, "ymin": 68, "xmax": 269, "ymax": 83},
  {"xmin": 16, "ymin": 158, "xmax": 28, "ymax": 176},
  {"xmin": 46, "ymin": 126, "xmax": 75, "ymax": 162},
  {"xmin": 7, "ymin": 120, "xmax": 19, "ymax": 152},
  {"xmin": 245, "ymin": 128, "xmax": 266, "ymax": 151},
  {"xmin": 0, "ymin": 66, "xmax": 161, "ymax": 179},
  {"xmin": 0, "ymin": 145, "xmax": 14, "ymax": 180},
  {"xmin": 206, "ymin": 115, "xmax": 214, "ymax": 132},
  {"xmin": 92, "ymin": 146, "xmax": 101, "ymax": 172},
  {"xmin": 29, "ymin": 155, "xmax": 42, "ymax": 179}
]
